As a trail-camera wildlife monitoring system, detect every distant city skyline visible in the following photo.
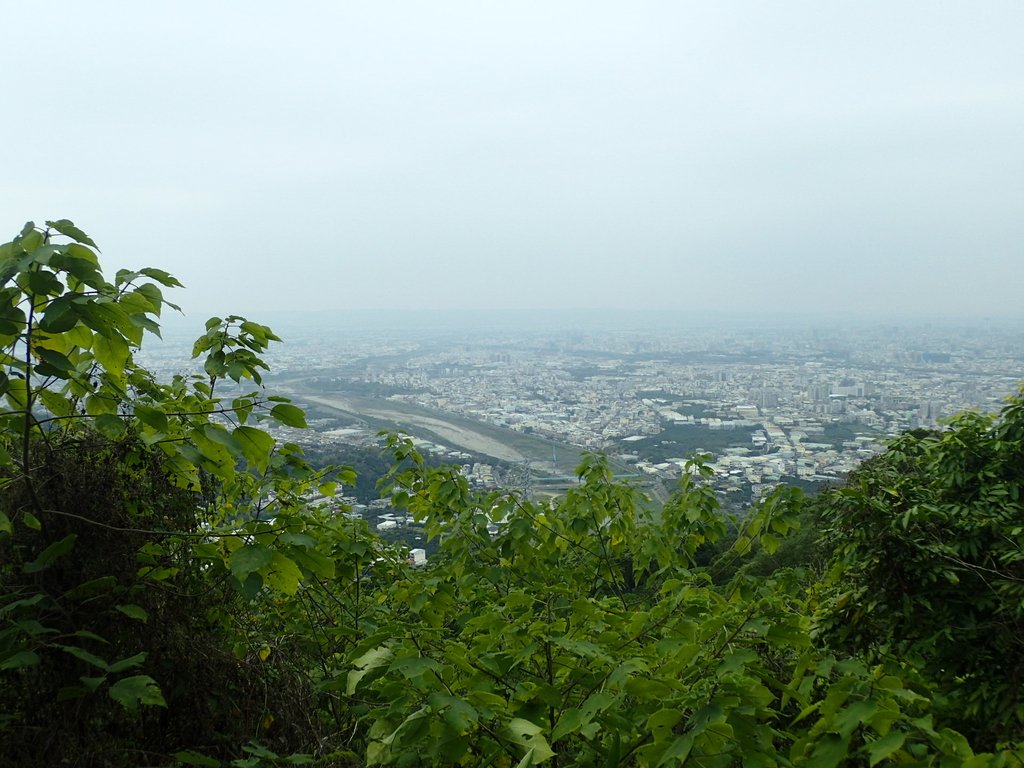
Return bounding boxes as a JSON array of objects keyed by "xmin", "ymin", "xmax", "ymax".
[
  {"xmin": 3, "ymin": 2, "xmax": 1023, "ymax": 319},
  {"xmin": 153, "ymin": 308, "xmax": 1024, "ymax": 344},
  {"xmin": 138, "ymin": 317, "xmax": 1024, "ymax": 506}
]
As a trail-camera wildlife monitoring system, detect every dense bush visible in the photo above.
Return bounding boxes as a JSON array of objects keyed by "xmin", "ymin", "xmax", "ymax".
[
  {"xmin": 2, "ymin": 221, "xmax": 1023, "ymax": 766},
  {"xmin": 815, "ymin": 406, "xmax": 1024, "ymax": 747}
]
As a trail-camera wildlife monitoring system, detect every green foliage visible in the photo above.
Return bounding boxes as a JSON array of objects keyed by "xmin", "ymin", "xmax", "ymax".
[
  {"xmin": 340, "ymin": 441, "xmax": 990, "ymax": 766},
  {"xmin": 815, "ymin": 392, "xmax": 1024, "ymax": 746},
  {"xmin": 0, "ymin": 221, "xmax": 340, "ymax": 765},
  {"xmin": 2, "ymin": 219, "xmax": 1023, "ymax": 767},
  {"xmin": 716, "ymin": 494, "xmax": 832, "ymax": 585}
]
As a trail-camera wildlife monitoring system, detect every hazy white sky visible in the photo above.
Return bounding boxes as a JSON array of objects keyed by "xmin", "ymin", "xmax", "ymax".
[{"xmin": 3, "ymin": 2, "xmax": 1022, "ymax": 320}]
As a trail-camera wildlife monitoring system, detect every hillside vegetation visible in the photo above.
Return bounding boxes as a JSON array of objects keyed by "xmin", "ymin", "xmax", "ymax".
[{"xmin": 2, "ymin": 221, "xmax": 1023, "ymax": 767}]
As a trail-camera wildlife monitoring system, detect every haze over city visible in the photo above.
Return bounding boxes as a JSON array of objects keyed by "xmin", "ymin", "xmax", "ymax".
[
  {"xmin": 3, "ymin": 1, "xmax": 1023, "ymax": 320},
  {"xmin": 6, "ymin": 6, "xmax": 1024, "ymax": 761}
]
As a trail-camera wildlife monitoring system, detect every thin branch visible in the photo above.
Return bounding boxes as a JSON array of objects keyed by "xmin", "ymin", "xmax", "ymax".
[
  {"xmin": 21, "ymin": 300, "xmax": 44, "ymax": 515},
  {"xmin": 511, "ymin": 495, "xmax": 602, "ymax": 561},
  {"xmin": 41, "ymin": 507, "xmax": 297, "ymax": 540},
  {"xmin": 26, "ymin": 400, "xmax": 275, "ymax": 428}
]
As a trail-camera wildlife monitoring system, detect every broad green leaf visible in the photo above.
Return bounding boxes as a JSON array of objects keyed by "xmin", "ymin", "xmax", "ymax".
[
  {"xmin": 0, "ymin": 650, "xmax": 41, "ymax": 670},
  {"xmin": 108, "ymin": 675, "xmax": 166, "ymax": 711},
  {"xmin": 19, "ymin": 221, "xmax": 41, "ymax": 242},
  {"xmin": 45, "ymin": 219, "xmax": 98, "ymax": 247},
  {"xmin": 60, "ymin": 251, "xmax": 106, "ymax": 290},
  {"xmin": 27, "ymin": 268, "xmax": 62, "ymax": 296},
  {"xmin": 74, "ymin": 300, "xmax": 114, "ymax": 337},
  {"xmin": 391, "ymin": 654, "xmax": 443, "ymax": 683},
  {"xmin": 73, "ymin": 630, "xmax": 109, "ymax": 644},
  {"xmin": 115, "ymin": 269, "xmax": 141, "ymax": 286},
  {"xmin": 133, "ymin": 405, "xmax": 167, "ymax": 431},
  {"xmin": 550, "ymin": 690, "xmax": 614, "ymax": 742},
  {"xmin": 129, "ymin": 312, "xmax": 163, "ymax": 336},
  {"xmin": 59, "ymin": 644, "xmax": 110, "ymax": 671},
  {"xmin": 85, "ymin": 393, "xmax": 119, "ymax": 416},
  {"xmin": 718, "ymin": 648, "xmax": 758, "ymax": 676},
  {"xmin": 34, "ymin": 347, "xmax": 75, "ymax": 378},
  {"xmin": 138, "ymin": 266, "xmax": 183, "ymax": 288},
  {"xmin": 551, "ymin": 636, "xmax": 610, "ymax": 661},
  {"xmin": 231, "ymin": 396, "xmax": 253, "ymax": 424},
  {"xmin": 279, "ymin": 531, "xmax": 316, "ymax": 549},
  {"xmin": 270, "ymin": 403, "xmax": 307, "ymax": 428},
  {"xmin": 187, "ymin": 427, "xmax": 234, "ymax": 478},
  {"xmin": 38, "ymin": 294, "xmax": 80, "ymax": 333},
  {"xmin": 173, "ymin": 751, "xmax": 221, "ymax": 767},
  {"xmin": 23, "ymin": 533, "xmax": 78, "ymax": 573},
  {"xmin": 503, "ymin": 719, "xmax": 555, "ymax": 763},
  {"xmin": 5, "ymin": 376, "xmax": 28, "ymax": 409},
  {"xmin": 39, "ymin": 389, "xmax": 74, "ymax": 418},
  {"xmin": 648, "ymin": 708, "xmax": 683, "ymax": 742},
  {"xmin": 115, "ymin": 604, "xmax": 149, "ymax": 623},
  {"xmin": 835, "ymin": 699, "xmax": 879, "ymax": 738},
  {"xmin": 441, "ymin": 697, "xmax": 477, "ymax": 734},
  {"xmin": 241, "ymin": 320, "xmax": 278, "ymax": 341},
  {"xmin": 134, "ymin": 282, "xmax": 164, "ymax": 311},
  {"xmin": 73, "ymin": 322, "xmax": 106, "ymax": 351},
  {"xmin": 240, "ymin": 572, "xmax": 263, "ymax": 601},
  {"xmin": 233, "ymin": 425, "xmax": 275, "ymax": 470},
  {"xmin": 202, "ymin": 423, "xmax": 242, "ymax": 453},
  {"xmin": 107, "ymin": 652, "xmax": 147, "ymax": 674},
  {"xmin": 93, "ymin": 332, "xmax": 130, "ymax": 381},
  {"xmin": 229, "ymin": 544, "xmax": 274, "ymax": 581},
  {"xmin": 552, "ymin": 708, "xmax": 585, "ymax": 742},
  {"xmin": 657, "ymin": 734, "xmax": 694, "ymax": 767},
  {"xmin": 288, "ymin": 547, "xmax": 336, "ymax": 579},
  {"xmin": 95, "ymin": 413, "xmax": 127, "ymax": 438},
  {"xmin": 265, "ymin": 552, "xmax": 302, "ymax": 595},
  {"xmin": 867, "ymin": 730, "xmax": 906, "ymax": 767},
  {"xmin": 0, "ymin": 294, "xmax": 26, "ymax": 337},
  {"xmin": 806, "ymin": 733, "xmax": 850, "ymax": 768},
  {"xmin": 203, "ymin": 349, "xmax": 225, "ymax": 378},
  {"xmin": 81, "ymin": 675, "xmax": 108, "ymax": 692},
  {"xmin": 347, "ymin": 646, "xmax": 394, "ymax": 695},
  {"xmin": 242, "ymin": 742, "xmax": 280, "ymax": 759}
]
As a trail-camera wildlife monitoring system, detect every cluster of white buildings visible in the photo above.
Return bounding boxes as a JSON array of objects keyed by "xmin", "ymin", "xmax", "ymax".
[{"xmin": 141, "ymin": 319, "xmax": 1023, "ymax": 507}]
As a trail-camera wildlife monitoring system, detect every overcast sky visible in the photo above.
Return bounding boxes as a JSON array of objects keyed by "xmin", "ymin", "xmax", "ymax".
[{"xmin": 3, "ymin": 2, "xmax": 1022, "ymax": 323}]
